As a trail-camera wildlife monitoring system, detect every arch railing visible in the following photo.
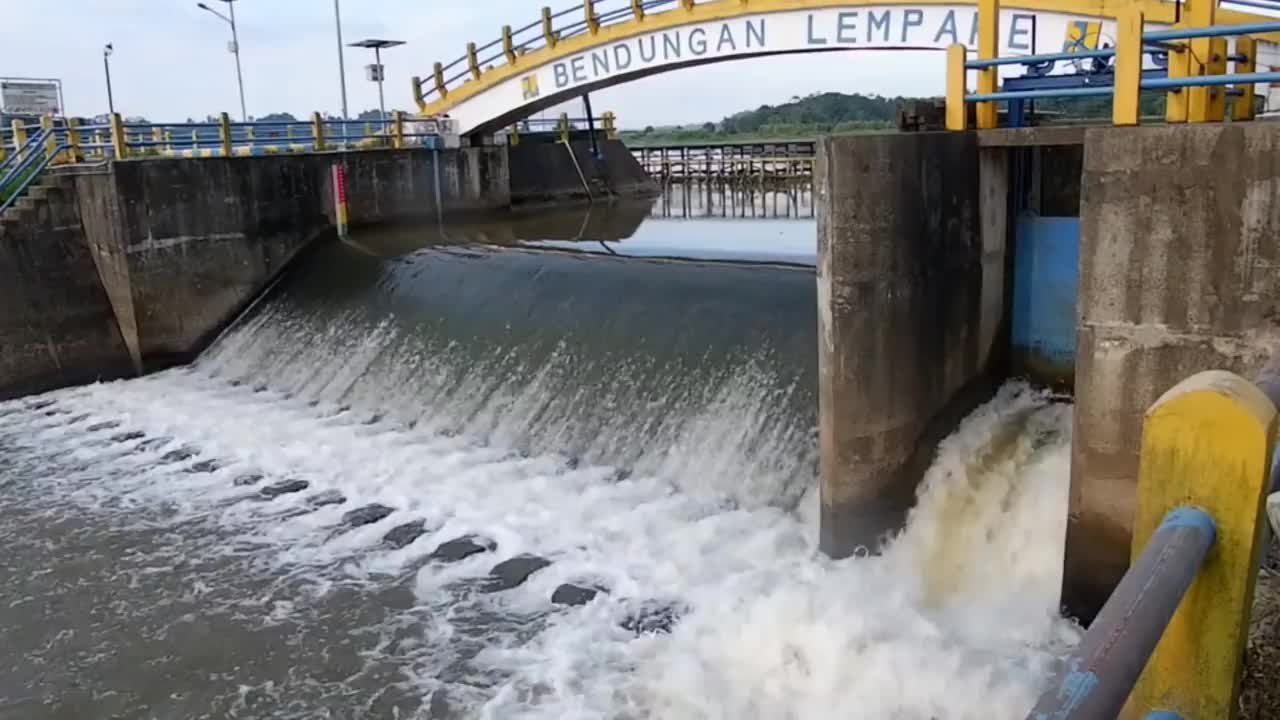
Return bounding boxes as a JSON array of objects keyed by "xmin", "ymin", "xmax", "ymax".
[{"xmin": 414, "ymin": 0, "xmax": 698, "ymax": 107}]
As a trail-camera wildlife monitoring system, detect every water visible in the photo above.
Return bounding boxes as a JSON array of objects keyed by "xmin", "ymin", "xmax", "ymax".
[{"xmin": 0, "ymin": 188, "xmax": 1079, "ymax": 719}]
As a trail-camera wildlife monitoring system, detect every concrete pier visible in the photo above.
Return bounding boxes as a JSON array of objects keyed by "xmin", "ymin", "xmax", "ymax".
[
  {"xmin": 816, "ymin": 132, "xmax": 1009, "ymax": 557},
  {"xmin": 1066, "ymin": 124, "xmax": 1280, "ymax": 620}
]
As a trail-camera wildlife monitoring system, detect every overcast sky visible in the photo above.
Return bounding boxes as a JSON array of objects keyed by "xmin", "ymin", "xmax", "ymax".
[{"xmin": 2, "ymin": 0, "xmax": 957, "ymax": 127}]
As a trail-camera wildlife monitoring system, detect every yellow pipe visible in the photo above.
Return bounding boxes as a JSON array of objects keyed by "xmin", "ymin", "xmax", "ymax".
[{"xmin": 945, "ymin": 43, "xmax": 967, "ymax": 131}]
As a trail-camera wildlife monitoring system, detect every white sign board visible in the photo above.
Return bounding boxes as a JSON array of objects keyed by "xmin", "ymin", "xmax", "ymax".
[{"xmin": 1, "ymin": 80, "xmax": 60, "ymax": 115}]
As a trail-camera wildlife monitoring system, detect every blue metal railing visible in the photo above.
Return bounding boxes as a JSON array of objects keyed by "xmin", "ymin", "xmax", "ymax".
[{"xmin": 0, "ymin": 131, "xmax": 67, "ymax": 216}]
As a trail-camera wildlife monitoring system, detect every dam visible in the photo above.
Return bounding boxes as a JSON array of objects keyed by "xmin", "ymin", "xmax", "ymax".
[{"xmin": 0, "ymin": 182, "xmax": 1080, "ymax": 718}]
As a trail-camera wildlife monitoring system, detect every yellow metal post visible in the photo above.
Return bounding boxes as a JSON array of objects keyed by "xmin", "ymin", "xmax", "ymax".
[
  {"xmin": 152, "ymin": 126, "xmax": 163, "ymax": 150},
  {"xmin": 164, "ymin": 129, "xmax": 172, "ymax": 152},
  {"xmin": 503, "ymin": 25, "xmax": 517, "ymax": 64},
  {"xmin": 392, "ymin": 110, "xmax": 404, "ymax": 149},
  {"xmin": 66, "ymin": 117, "xmax": 82, "ymax": 164},
  {"xmin": 109, "ymin": 112, "xmax": 128, "ymax": 160},
  {"xmin": 1233, "ymin": 36, "xmax": 1257, "ymax": 121},
  {"xmin": 286, "ymin": 125, "xmax": 294, "ymax": 141},
  {"xmin": 946, "ymin": 44, "xmax": 968, "ymax": 131},
  {"xmin": 219, "ymin": 112, "xmax": 232, "ymax": 157},
  {"xmin": 40, "ymin": 116, "xmax": 58, "ymax": 163},
  {"xmin": 191, "ymin": 130, "xmax": 199, "ymax": 151},
  {"xmin": 1112, "ymin": 8, "xmax": 1144, "ymax": 126},
  {"xmin": 681, "ymin": 0, "xmax": 694, "ymax": 9},
  {"xmin": 433, "ymin": 63, "xmax": 448, "ymax": 98},
  {"xmin": 542, "ymin": 7, "xmax": 558, "ymax": 48},
  {"xmin": 10, "ymin": 119, "xmax": 26, "ymax": 154},
  {"xmin": 976, "ymin": 0, "xmax": 999, "ymax": 129},
  {"xmin": 558, "ymin": 112, "xmax": 570, "ymax": 143},
  {"xmin": 586, "ymin": 0, "xmax": 600, "ymax": 34},
  {"xmin": 312, "ymin": 111, "xmax": 326, "ymax": 152},
  {"xmin": 1186, "ymin": 0, "xmax": 1216, "ymax": 123},
  {"xmin": 467, "ymin": 42, "xmax": 481, "ymax": 80},
  {"xmin": 1125, "ymin": 371, "xmax": 1277, "ymax": 720},
  {"xmin": 631, "ymin": 0, "xmax": 644, "ymax": 20},
  {"xmin": 507, "ymin": 125, "xmax": 520, "ymax": 146},
  {"xmin": 1195, "ymin": 37, "xmax": 1229, "ymax": 122},
  {"xmin": 602, "ymin": 111, "xmax": 616, "ymax": 140},
  {"xmin": 1166, "ymin": 45, "xmax": 1190, "ymax": 123}
]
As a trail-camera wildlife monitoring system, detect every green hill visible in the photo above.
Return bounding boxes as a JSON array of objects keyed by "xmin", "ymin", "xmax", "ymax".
[{"xmin": 619, "ymin": 90, "xmax": 1167, "ymax": 145}]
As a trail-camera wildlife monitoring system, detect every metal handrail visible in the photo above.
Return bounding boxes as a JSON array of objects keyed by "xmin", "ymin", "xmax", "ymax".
[
  {"xmin": 0, "ymin": 142, "xmax": 67, "ymax": 215},
  {"xmin": 0, "ymin": 128, "xmax": 52, "ymax": 183},
  {"xmin": 420, "ymin": 0, "xmax": 683, "ymax": 103}
]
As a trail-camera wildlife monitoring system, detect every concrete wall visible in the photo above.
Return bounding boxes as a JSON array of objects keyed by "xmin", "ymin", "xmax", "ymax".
[
  {"xmin": 0, "ymin": 147, "xmax": 512, "ymax": 400},
  {"xmin": 816, "ymin": 132, "xmax": 1010, "ymax": 556},
  {"xmin": 508, "ymin": 138, "xmax": 658, "ymax": 205},
  {"xmin": 1066, "ymin": 124, "xmax": 1280, "ymax": 621},
  {"xmin": 0, "ymin": 174, "xmax": 137, "ymax": 399}
]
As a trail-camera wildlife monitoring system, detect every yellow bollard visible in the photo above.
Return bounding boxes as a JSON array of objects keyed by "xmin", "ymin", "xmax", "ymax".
[
  {"xmin": 1124, "ymin": 371, "xmax": 1277, "ymax": 719},
  {"xmin": 975, "ymin": 0, "xmax": 999, "ymax": 129},
  {"xmin": 311, "ymin": 111, "xmax": 326, "ymax": 152},
  {"xmin": 392, "ymin": 110, "xmax": 404, "ymax": 149},
  {"xmin": 1233, "ymin": 36, "xmax": 1257, "ymax": 121},
  {"xmin": 218, "ymin": 112, "xmax": 232, "ymax": 157},
  {"xmin": 109, "ymin": 112, "xmax": 128, "ymax": 159},
  {"xmin": 1111, "ymin": 8, "xmax": 1144, "ymax": 126},
  {"xmin": 945, "ymin": 43, "xmax": 967, "ymax": 131}
]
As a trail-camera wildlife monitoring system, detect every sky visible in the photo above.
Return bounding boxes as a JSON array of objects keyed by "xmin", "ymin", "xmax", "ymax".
[{"xmin": 1, "ymin": 0, "xmax": 951, "ymax": 128}]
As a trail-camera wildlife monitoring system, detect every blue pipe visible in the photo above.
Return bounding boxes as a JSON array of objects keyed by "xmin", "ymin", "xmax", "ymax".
[
  {"xmin": 967, "ymin": 47, "xmax": 1116, "ymax": 68},
  {"xmin": 967, "ymin": 86, "xmax": 1114, "ymax": 101},
  {"xmin": 1025, "ymin": 507, "xmax": 1215, "ymax": 720},
  {"xmin": 1142, "ymin": 70, "xmax": 1280, "ymax": 88},
  {"xmin": 1145, "ymin": 20, "xmax": 1280, "ymax": 41}
]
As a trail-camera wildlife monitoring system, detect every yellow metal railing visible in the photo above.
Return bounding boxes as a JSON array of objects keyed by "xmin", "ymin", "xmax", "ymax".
[{"xmin": 945, "ymin": 0, "xmax": 1275, "ymax": 130}]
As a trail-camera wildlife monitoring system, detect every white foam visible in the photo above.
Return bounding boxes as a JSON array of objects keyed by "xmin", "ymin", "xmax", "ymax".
[{"xmin": 0, "ymin": 370, "xmax": 1076, "ymax": 718}]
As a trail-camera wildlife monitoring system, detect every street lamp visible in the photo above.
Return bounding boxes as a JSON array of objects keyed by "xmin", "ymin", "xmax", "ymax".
[
  {"xmin": 348, "ymin": 39, "xmax": 405, "ymax": 123},
  {"xmin": 103, "ymin": 43, "xmax": 116, "ymax": 117},
  {"xmin": 197, "ymin": 0, "xmax": 247, "ymax": 121}
]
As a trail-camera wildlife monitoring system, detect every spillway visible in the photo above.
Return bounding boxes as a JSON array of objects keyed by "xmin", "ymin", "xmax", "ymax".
[{"xmin": 0, "ymin": 192, "xmax": 1079, "ymax": 719}]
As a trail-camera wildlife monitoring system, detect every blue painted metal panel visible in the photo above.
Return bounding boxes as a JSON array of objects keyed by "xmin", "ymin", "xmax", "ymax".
[{"xmin": 1012, "ymin": 215, "xmax": 1079, "ymax": 386}]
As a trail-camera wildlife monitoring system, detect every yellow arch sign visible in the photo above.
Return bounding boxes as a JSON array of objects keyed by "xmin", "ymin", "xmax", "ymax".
[{"xmin": 415, "ymin": 0, "xmax": 1276, "ymax": 135}]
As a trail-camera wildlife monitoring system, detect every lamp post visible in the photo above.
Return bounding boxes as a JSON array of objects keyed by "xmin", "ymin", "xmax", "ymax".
[
  {"xmin": 348, "ymin": 39, "xmax": 406, "ymax": 123},
  {"xmin": 197, "ymin": 0, "xmax": 247, "ymax": 121},
  {"xmin": 333, "ymin": 0, "xmax": 349, "ymax": 122},
  {"xmin": 103, "ymin": 43, "xmax": 116, "ymax": 117}
]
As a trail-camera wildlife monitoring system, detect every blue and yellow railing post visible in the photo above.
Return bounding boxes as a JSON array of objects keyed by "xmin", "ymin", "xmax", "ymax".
[
  {"xmin": 109, "ymin": 112, "xmax": 128, "ymax": 160},
  {"xmin": 1122, "ymin": 371, "xmax": 1277, "ymax": 719},
  {"xmin": 945, "ymin": 44, "xmax": 967, "ymax": 130},
  {"xmin": 218, "ymin": 112, "xmax": 232, "ymax": 157},
  {"xmin": 433, "ymin": 62, "xmax": 448, "ymax": 98},
  {"xmin": 151, "ymin": 126, "xmax": 162, "ymax": 153},
  {"xmin": 66, "ymin": 118, "xmax": 82, "ymax": 164},
  {"xmin": 1113, "ymin": 7, "xmax": 1144, "ymax": 126},
  {"xmin": 1233, "ymin": 35, "xmax": 1258, "ymax": 120},
  {"xmin": 392, "ymin": 111, "xmax": 404, "ymax": 149},
  {"xmin": 586, "ymin": 0, "xmax": 600, "ymax": 34},
  {"xmin": 975, "ymin": 0, "xmax": 999, "ymax": 129},
  {"xmin": 191, "ymin": 130, "xmax": 200, "ymax": 153},
  {"xmin": 311, "ymin": 112, "xmax": 326, "ymax": 152},
  {"xmin": 503, "ymin": 25, "xmax": 517, "ymax": 64},
  {"xmin": 631, "ymin": 0, "xmax": 645, "ymax": 21},
  {"xmin": 507, "ymin": 125, "xmax": 521, "ymax": 146},
  {"xmin": 602, "ymin": 111, "xmax": 616, "ymax": 140}
]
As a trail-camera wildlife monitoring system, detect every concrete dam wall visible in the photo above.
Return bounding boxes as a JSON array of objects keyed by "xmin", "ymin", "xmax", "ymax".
[
  {"xmin": 816, "ymin": 124, "xmax": 1280, "ymax": 622},
  {"xmin": 0, "ymin": 143, "xmax": 654, "ymax": 401}
]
